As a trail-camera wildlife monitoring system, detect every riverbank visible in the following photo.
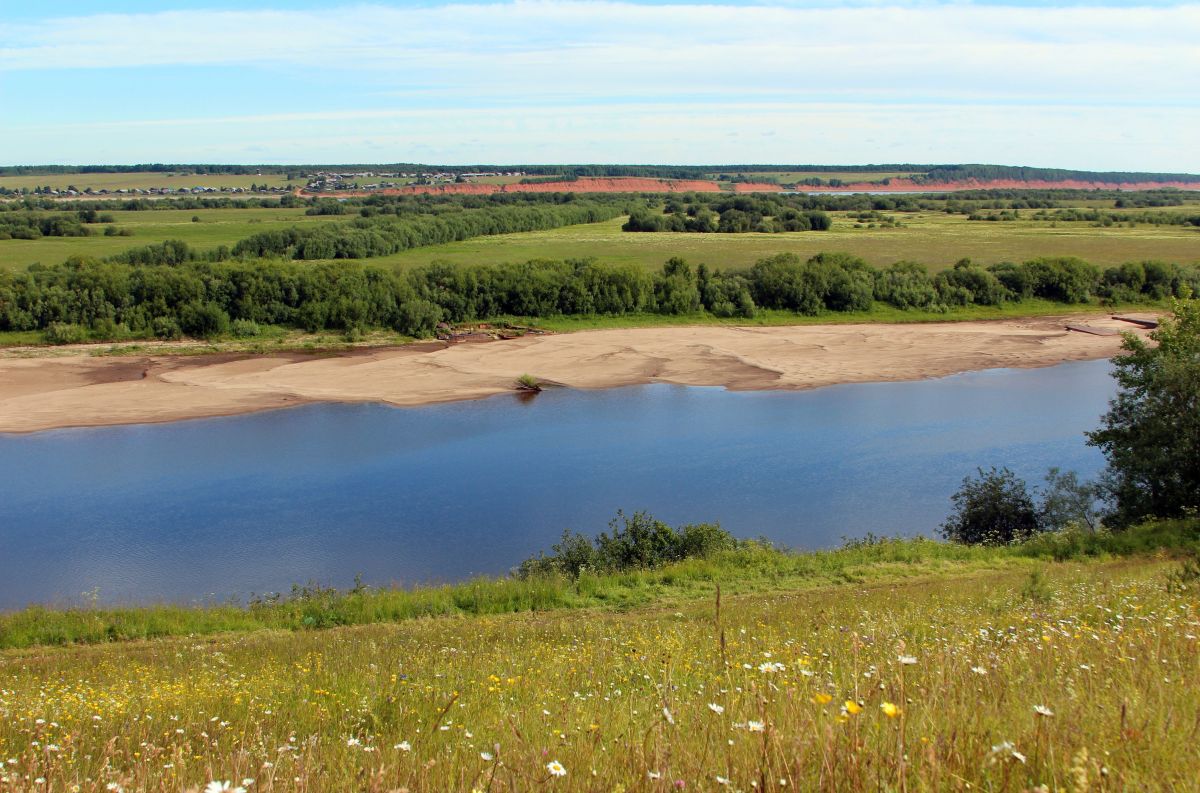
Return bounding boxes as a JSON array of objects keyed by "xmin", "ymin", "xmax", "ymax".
[
  {"xmin": 0, "ymin": 313, "xmax": 1153, "ymax": 433},
  {"xmin": 2, "ymin": 545, "xmax": 1196, "ymax": 791}
]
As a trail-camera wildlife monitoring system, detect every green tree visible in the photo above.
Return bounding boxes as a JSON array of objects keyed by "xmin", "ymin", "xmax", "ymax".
[
  {"xmin": 1087, "ymin": 294, "xmax": 1200, "ymax": 526},
  {"xmin": 1038, "ymin": 467, "xmax": 1101, "ymax": 532},
  {"xmin": 941, "ymin": 467, "xmax": 1042, "ymax": 545}
]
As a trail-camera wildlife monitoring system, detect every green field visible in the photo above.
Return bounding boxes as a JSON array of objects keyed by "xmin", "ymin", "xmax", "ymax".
[
  {"xmin": 0, "ymin": 207, "xmax": 349, "ymax": 270},
  {"xmin": 1, "ymin": 529, "xmax": 1196, "ymax": 791},
  {"xmin": 0, "ymin": 172, "xmax": 304, "ymax": 192},
  {"xmin": 2, "ymin": 202, "xmax": 1198, "ymax": 275},
  {"xmin": 368, "ymin": 213, "xmax": 1200, "ymax": 272}
]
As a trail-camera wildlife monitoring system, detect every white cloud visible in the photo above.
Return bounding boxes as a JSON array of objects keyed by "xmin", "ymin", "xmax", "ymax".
[
  {"xmin": 2, "ymin": 2, "xmax": 1198, "ymax": 104},
  {"xmin": 2, "ymin": 2, "xmax": 1198, "ymax": 167}
]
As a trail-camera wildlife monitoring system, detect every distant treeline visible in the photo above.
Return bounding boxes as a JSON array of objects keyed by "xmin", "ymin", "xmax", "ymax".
[
  {"xmin": 0, "ymin": 195, "xmax": 301, "ymax": 212},
  {"xmin": 230, "ymin": 201, "xmax": 626, "ymax": 261},
  {"xmin": 2, "ymin": 189, "xmax": 1191, "ymax": 218},
  {"xmin": 5, "ymin": 163, "xmax": 1198, "ymax": 183},
  {"xmin": 919, "ymin": 164, "xmax": 1200, "ymax": 185},
  {"xmin": 1029, "ymin": 208, "xmax": 1200, "ymax": 227},
  {"xmin": 3, "ymin": 248, "xmax": 1197, "ymax": 343}
]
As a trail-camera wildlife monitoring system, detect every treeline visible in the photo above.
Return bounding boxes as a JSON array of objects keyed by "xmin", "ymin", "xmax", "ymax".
[
  {"xmin": 624, "ymin": 195, "xmax": 831, "ymax": 233},
  {"xmin": 8, "ymin": 163, "xmax": 1196, "ymax": 183},
  {"xmin": 230, "ymin": 201, "xmax": 626, "ymax": 261},
  {"xmin": 4, "ymin": 250, "xmax": 1198, "ymax": 343},
  {"xmin": 3, "ymin": 195, "xmax": 301, "ymax": 212},
  {"xmin": 0, "ymin": 164, "xmax": 304, "ymax": 177},
  {"xmin": 918, "ymin": 164, "xmax": 1200, "ymax": 185},
  {"xmin": 1030, "ymin": 208, "xmax": 1200, "ymax": 227}
]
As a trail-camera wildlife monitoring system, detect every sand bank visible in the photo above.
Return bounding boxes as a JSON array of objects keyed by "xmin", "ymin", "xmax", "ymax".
[{"xmin": 0, "ymin": 315, "xmax": 1151, "ymax": 433}]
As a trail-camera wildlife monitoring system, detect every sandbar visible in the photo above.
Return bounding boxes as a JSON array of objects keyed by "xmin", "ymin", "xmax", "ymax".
[{"xmin": 0, "ymin": 314, "xmax": 1152, "ymax": 433}]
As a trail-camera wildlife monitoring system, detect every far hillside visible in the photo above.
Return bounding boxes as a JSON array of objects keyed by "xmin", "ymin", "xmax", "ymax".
[{"xmin": 4, "ymin": 163, "xmax": 1200, "ymax": 197}]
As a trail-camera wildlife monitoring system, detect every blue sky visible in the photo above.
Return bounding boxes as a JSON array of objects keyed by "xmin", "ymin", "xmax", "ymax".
[{"xmin": 2, "ymin": 0, "xmax": 1198, "ymax": 169}]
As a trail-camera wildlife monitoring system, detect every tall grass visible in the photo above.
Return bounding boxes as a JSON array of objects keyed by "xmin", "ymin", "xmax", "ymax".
[
  {"xmin": 1, "ymin": 556, "xmax": 1196, "ymax": 790},
  {"xmin": 2, "ymin": 519, "xmax": 1194, "ymax": 651}
]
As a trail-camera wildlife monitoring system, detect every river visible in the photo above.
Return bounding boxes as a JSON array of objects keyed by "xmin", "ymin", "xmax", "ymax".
[{"xmin": 0, "ymin": 359, "xmax": 1115, "ymax": 609}]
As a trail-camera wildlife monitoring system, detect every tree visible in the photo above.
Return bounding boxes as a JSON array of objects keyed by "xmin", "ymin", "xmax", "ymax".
[
  {"xmin": 1038, "ymin": 467, "xmax": 1101, "ymax": 532},
  {"xmin": 1087, "ymin": 293, "xmax": 1200, "ymax": 526},
  {"xmin": 941, "ymin": 467, "xmax": 1042, "ymax": 545}
]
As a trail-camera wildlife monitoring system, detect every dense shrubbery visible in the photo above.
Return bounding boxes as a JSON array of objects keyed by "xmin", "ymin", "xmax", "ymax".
[
  {"xmin": 516, "ymin": 511, "xmax": 737, "ymax": 578},
  {"xmin": 624, "ymin": 196, "xmax": 831, "ymax": 234},
  {"xmin": 0, "ymin": 210, "xmax": 97, "ymax": 240},
  {"xmin": 2, "ymin": 246, "xmax": 1197, "ymax": 343}
]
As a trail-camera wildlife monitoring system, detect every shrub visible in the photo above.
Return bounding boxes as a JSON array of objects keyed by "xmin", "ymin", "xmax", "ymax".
[
  {"xmin": 941, "ymin": 467, "xmax": 1042, "ymax": 545},
  {"xmin": 517, "ymin": 511, "xmax": 736, "ymax": 578},
  {"xmin": 152, "ymin": 316, "xmax": 183, "ymax": 340},
  {"xmin": 178, "ymin": 301, "xmax": 230, "ymax": 339},
  {"xmin": 230, "ymin": 319, "xmax": 262, "ymax": 338},
  {"xmin": 43, "ymin": 322, "xmax": 88, "ymax": 345}
]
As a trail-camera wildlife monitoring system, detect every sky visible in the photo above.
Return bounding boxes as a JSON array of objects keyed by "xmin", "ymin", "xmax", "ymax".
[{"xmin": 1, "ymin": 0, "xmax": 1198, "ymax": 170}]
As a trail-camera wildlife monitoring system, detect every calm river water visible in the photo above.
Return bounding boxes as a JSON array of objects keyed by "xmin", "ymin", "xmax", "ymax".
[{"xmin": 0, "ymin": 360, "xmax": 1116, "ymax": 609}]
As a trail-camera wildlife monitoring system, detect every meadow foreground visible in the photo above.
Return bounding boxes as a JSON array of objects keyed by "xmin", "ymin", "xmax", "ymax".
[
  {"xmin": 0, "ymin": 314, "xmax": 1151, "ymax": 433},
  {"xmin": 1, "ymin": 556, "xmax": 1195, "ymax": 791}
]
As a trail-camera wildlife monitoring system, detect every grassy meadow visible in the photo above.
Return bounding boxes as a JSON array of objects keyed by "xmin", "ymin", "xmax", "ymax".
[
  {"xmin": 366, "ymin": 213, "xmax": 1200, "ymax": 273},
  {"xmin": 0, "ymin": 208, "xmax": 352, "ymax": 271},
  {"xmin": 3, "ymin": 203, "xmax": 1199, "ymax": 275},
  {"xmin": 1, "ymin": 533, "xmax": 1197, "ymax": 791}
]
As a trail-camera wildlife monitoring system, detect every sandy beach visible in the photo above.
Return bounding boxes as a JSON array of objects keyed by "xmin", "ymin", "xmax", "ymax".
[{"xmin": 0, "ymin": 314, "xmax": 1151, "ymax": 433}]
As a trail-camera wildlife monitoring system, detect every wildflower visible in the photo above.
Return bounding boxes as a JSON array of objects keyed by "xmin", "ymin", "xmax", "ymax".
[
  {"xmin": 880, "ymin": 702, "xmax": 900, "ymax": 718},
  {"xmin": 394, "ymin": 741, "xmax": 411, "ymax": 752},
  {"xmin": 747, "ymin": 720, "xmax": 765, "ymax": 732},
  {"xmin": 205, "ymin": 783, "xmax": 246, "ymax": 793},
  {"xmin": 898, "ymin": 655, "xmax": 918, "ymax": 665},
  {"xmin": 708, "ymin": 703, "xmax": 725, "ymax": 715},
  {"xmin": 813, "ymin": 693, "xmax": 832, "ymax": 705},
  {"xmin": 1033, "ymin": 705, "xmax": 1054, "ymax": 717},
  {"xmin": 989, "ymin": 741, "xmax": 1026, "ymax": 764},
  {"xmin": 345, "ymin": 737, "xmax": 361, "ymax": 747},
  {"xmin": 843, "ymin": 700, "xmax": 862, "ymax": 715},
  {"xmin": 648, "ymin": 770, "xmax": 662, "ymax": 780},
  {"xmin": 716, "ymin": 776, "xmax": 731, "ymax": 786},
  {"xmin": 970, "ymin": 666, "xmax": 987, "ymax": 675},
  {"xmin": 547, "ymin": 760, "xmax": 567, "ymax": 777},
  {"xmin": 480, "ymin": 752, "xmax": 494, "ymax": 762},
  {"xmin": 662, "ymin": 706, "xmax": 675, "ymax": 725},
  {"xmin": 758, "ymin": 662, "xmax": 785, "ymax": 674}
]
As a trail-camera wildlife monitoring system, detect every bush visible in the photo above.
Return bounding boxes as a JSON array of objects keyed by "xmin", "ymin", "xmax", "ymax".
[
  {"xmin": 517, "ymin": 511, "xmax": 736, "ymax": 578},
  {"xmin": 152, "ymin": 316, "xmax": 183, "ymax": 340},
  {"xmin": 230, "ymin": 319, "xmax": 262, "ymax": 338},
  {"xmin": 396, "ymin": 299, "xmax": 442, "ymax": 338},
  {"xmin": 941, "ymin": 467, "xmax": 1042, "ymax": 545},
  {"xmin": 178, "ymin": 301, "xmax": 230, "ymax": 339},
  {"xmin": 43, "ymin": 322, "xmax": 87, "ymax": 345}
]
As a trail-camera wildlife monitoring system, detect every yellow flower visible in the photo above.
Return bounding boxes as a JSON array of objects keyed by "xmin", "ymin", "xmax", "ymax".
[
  {"xmin": 844, "ymin": 700, "xmax": 862, "ymax": 715},
  {"xmin": 880, "ymin": 701, "xmax": 900, "ymax": 718},
  {"xmin": 813, "ymin": 693, "xmax": 833, "ymax": 705}
]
